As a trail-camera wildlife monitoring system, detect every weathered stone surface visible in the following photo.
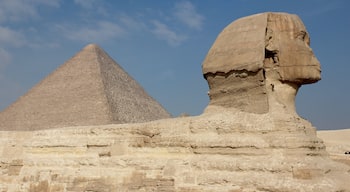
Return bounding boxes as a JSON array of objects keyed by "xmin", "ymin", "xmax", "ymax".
[
  {"xmin": 266, "ymin": 13, "xmax": 321, "ymax": 84},
  {"xmin": 202, "ymin": 13, "xmax": 267, "ymax": 74},
  {"xmin": 0, "ymin": 113, "xmax": 349, "ymax": 191},
  {"xmin": 0, "ymin": 44, "xmax": 171, "ymax": 131},
  {"xmin": 202, "ymin": 12, "xmax": 321, "ymax": 114},
  {"xmin": 0, "ymin": 12, "xmax": 349, "ymax": 191}
]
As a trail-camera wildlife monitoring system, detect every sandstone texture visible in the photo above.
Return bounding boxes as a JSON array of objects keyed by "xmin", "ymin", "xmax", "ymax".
[
  {"xmin": 202, "ymin": 12, "xmax": 321, "ymax": 114},
  {"xmin": 0, "ymin": 12, "xmax": 349, "ymax": 191},
  {"xmin": 0, "ymin": 44, "xmax": 170, "ymax": 131},
  {"xmin": 0, "ymin": 111, "xmax": 349, "ymax": 192}
]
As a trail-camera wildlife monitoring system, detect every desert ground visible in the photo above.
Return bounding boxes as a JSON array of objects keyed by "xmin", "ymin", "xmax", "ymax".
[{"xmin": 318, "ymin": 128, "xmax": 350, "ymax": 166}]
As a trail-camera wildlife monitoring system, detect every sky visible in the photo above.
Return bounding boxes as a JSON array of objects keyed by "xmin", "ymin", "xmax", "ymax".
[{"xmin": 0, "ymin": 0, "xmax": 349, "ymax": 130}]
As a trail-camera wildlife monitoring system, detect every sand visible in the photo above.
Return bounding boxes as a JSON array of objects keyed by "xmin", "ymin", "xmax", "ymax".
[{"xmin": 317, "ymin": 128, "xmax": 350, "ymax": 166}]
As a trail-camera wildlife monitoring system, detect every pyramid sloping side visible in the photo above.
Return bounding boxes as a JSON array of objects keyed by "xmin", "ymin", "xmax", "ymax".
[
  {"xmin": 95, "ymin": 46, "xmax": 171, "ymax": 123},
  {"xmin": 0, "ymin": 44, "xmax": 171, "ymax": 131},
  {"xmin": 0, "ymin": 45, "xmax": 112, "ymax": 131}
]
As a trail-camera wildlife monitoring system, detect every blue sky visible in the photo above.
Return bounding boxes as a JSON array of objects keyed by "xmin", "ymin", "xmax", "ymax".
[{"xmin": 0, "ymin": 0, "xmax": 349, "ymax": 130}]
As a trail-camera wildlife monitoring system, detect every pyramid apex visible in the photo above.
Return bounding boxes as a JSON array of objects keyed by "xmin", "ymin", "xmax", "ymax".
[{"xmin": 83, "ymin": 43, "xmax": 100, "ymax": 51}]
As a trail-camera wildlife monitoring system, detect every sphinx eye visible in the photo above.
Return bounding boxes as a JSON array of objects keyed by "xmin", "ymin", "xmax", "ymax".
[
  {"xmin": 296, "ymin": 31, "xmax": 310, "ymax": 45},
  {"xmin": 296, "ymin": 31, "xmax": 306, "ymax": 41}
]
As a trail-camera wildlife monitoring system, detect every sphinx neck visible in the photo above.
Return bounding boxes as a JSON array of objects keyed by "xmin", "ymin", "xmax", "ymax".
[{"xmin": 265, "ymin": 74, "xmax": 300, "ymax": 116}]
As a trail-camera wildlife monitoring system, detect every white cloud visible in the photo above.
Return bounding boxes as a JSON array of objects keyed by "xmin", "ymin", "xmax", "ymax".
[
  {"xmin": 0, "ymin": 0, "xmax": 60, "ymax": 23},
  {"xmin": 58, "ymin": 21, "xmax": 126, "ymax": 43},
  {"xmin": 74, "ymin": 0, "xmax": 108, "ymax": 16},
  {"xmin": 151, "ymin": 20, "xmax": 187, "ymax": 46},
  {"xmin": 119, "ymin": 15, "xmax": 146, "ymax": 30},
  {"xmin": 174, "ymin": 1, "xmax": 204, "ymax": 30},
  {"xmin": 74, "ymin": 0, "xmax": 97, "ymax": 9},
  {"xmin": 0, "ymin": 26, "xmax": 26, "ymax": 47},
  {"xmin": 31, "ymin": 0, "xmax": 60, "ymax": 7},
  {"xmin": 0, "ymin": 48, "xmax": 12, "ymax": 68}
]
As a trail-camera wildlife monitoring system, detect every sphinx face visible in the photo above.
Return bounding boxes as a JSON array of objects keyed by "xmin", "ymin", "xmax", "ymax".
[{"xmin": 265, "ymin": 13, "xmax": 321, "ymax": 84}]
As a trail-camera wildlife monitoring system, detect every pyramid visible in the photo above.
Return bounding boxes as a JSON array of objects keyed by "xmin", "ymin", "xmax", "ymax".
[{"xmin": 0, "ymin": 44, "xmax": 171, "ymax": 131}]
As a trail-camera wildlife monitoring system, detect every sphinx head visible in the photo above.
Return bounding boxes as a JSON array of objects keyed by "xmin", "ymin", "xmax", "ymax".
[{"xmin": 202, "ymin": 12, "xmax": 321, "ymax": 114}]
